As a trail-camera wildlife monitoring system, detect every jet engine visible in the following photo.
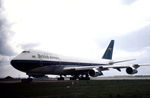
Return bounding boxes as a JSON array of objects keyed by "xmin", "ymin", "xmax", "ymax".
[
  {"xmin": 89, "ymin": 68, "xmax": 103, "ymax": 77},
  {"xmin": 126, "ymin": 67, "xmax": 138, "ymax": 74}
]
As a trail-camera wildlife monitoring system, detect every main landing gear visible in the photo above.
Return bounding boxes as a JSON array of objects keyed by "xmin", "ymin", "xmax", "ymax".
[
  {"xmin": 70, "ymin": 74, "xmax": 90, "ymax": 80},
  {"xmin": 57, "ymin": 74, "xmax": 90, "ymax": 80},
  {"xmin": 70, "ymin": 75, "xmax": 78, "ymax": 80}
]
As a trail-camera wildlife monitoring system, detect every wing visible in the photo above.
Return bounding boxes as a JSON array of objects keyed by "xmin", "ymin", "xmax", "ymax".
[
  {"xmin": 63, "ymin": 63, "xmax": 150, "ymax": 76},
  {"xmin": 102, "ymin": 63, "xmax": 150, "ymax": 68},
  {"xmin": 64, "ymin": 63, "xmax": 150, "ymax": 70}
]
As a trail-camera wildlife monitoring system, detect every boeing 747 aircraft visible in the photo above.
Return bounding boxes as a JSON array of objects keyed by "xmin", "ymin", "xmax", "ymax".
[{"xmin": 11, "ymin": 40, "xmax": 150, "ymax": 80}]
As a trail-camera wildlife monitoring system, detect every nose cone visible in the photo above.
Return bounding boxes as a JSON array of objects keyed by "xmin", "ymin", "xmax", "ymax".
[
  {"xmin": 10, "ymin": 60, "xmax": 16, "ymax": 66},
  {"xmin": 10, "ymin": 60, "xmax": 26, "ymax": 72},
  {"xmin": 10, "ymin": 60, "xmax": 14, "ymax": 66},
  {"xmin": 10, "ymin": 60, "xmax": 18, "ymax": 70}
]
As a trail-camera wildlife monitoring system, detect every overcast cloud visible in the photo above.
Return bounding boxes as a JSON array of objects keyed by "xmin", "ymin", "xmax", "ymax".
[
  {"xmin": 121, "ymin": 0, "xmax": 137, "ymax": 5},
  {"xmin": 0, "ymin": 12, "xmax": 16, "ymax": 56},
  {"xmin": 0, "ymin": 0, "xmax": 150, "ymax": 77},
  {"xmin": 0, "ymin": 0, "xmax": 15, "ymax": 70},
  {"xmin": 116, "ymin": 25, "xmax": 150, "ymax": 51}
]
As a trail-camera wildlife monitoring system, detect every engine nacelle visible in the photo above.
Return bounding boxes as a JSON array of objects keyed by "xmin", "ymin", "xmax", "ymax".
[
  {"xmin": 89, "ymin": 68, "xmax": 103, "ymax": 77},
  {"xmin": 126, "ymin": 67, "xmax": 138, "ymax": 74}
]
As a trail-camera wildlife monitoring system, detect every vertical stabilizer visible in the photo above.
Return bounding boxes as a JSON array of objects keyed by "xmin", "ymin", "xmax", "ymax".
[{"xmin": 102, "ymin": 40, "xmax": 114, "ymax": 60}]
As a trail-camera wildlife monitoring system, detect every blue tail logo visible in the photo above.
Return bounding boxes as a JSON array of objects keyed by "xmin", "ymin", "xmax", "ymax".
[{"xmin": 102, "ymin": 40, "xmax": 114, "ymax": 60}]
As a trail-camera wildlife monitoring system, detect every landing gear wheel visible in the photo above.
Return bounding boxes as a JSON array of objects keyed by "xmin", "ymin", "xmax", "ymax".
[
  {"xmin": 79, "ymin": 74, "xmax": 90, "ymax": 80},
  {"xmin": 70, "ymin": 75, "xmax": 78, "ymax": 80},
  {"xmin": 79, "ymin": 77, "xmax": 90, "ymax": 80},
  {"xmin": 70, "ymin": 77, "xmax": 77, "ymax": 80}
]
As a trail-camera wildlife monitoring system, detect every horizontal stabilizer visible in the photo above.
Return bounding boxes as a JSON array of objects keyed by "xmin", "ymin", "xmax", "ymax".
[{"xmin": 109, "ymin": 59, "xmax": 136, "ymax": 65}]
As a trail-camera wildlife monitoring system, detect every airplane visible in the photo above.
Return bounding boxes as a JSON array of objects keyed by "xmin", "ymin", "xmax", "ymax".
[{"xmin": 10, "ymin": 40, "xmax": 150, "ymax": 81}]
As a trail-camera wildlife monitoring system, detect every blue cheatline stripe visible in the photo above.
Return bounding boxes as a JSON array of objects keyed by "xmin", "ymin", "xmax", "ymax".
[
  {"xmin": 12, "ymin": 60, "xmax": 105, "ymax": 66},
  {"xmin": 11, "ymin": 60, "xmax": 106, "ymax": 72}
]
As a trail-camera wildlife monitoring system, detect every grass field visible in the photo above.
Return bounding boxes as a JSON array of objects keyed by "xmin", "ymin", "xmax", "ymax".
[{"xmin": 0, "ymin": 80, "xmax": 150, "ymax": 98}]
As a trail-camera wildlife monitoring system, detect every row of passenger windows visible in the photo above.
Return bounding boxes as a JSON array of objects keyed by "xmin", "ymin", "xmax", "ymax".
[{"xmin": 22, "ymin": 51, "xmax": 59, "ymax": 60}]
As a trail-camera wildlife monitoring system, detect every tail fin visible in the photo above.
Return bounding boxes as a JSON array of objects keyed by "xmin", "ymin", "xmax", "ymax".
[{"xmin": 102, "ymin": 40, "xmax": 114, "ymax": 60}]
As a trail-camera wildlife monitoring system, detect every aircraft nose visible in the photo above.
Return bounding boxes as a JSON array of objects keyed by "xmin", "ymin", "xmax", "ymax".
[
  {"xmin": 10, "ymin": 60, "xmax": 20, "ymax": 69},
  {"xmin": 10, "ymin": 60, "xmax": 16, "ymax": 67},
  {"xmin": 10, "ymin": 60, "xmax": 25, "ymax": 72}
]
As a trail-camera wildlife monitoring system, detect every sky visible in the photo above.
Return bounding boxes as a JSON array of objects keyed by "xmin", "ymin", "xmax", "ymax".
[{"xmin": 0, "ymin": 0, "xmax": 150, "ymax": 78}]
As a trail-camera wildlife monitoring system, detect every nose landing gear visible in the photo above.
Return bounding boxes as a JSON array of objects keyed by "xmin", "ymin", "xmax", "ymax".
[
  {"xmin": 57, "ymin": 75, "xmax": 64, "ymax": 80},
  {"xmin": 21, "ymin": 75, "xmax": 33, "ymax": 83}
]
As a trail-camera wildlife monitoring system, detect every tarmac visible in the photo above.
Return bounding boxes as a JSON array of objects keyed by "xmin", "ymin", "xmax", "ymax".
[
  {"xmin": 1, "ymin": 77, "xmax": 150, "ymax": 98},
  {"xmin": 1, "ymin": 76, "xmax": 150, "ymax": 83}
]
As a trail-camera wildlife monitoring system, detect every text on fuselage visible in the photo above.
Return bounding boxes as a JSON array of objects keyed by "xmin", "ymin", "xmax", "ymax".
[{"xmin": 38, "ymin": 54, "xmax": 59, "ymax": 60}]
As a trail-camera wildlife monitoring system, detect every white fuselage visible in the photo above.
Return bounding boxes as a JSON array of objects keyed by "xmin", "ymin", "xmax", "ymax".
[{"xmin": 11, "ymin": 50, "xmax": 110, "ymax": 76}]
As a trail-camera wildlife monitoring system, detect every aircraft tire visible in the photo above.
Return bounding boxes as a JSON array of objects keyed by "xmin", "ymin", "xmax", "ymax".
[{"xmin": 79, "ymin": 77, "xmax": 90, "ymax": 80}]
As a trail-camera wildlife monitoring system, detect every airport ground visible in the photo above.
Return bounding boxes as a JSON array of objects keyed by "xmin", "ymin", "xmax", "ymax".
[{"xmin": 0, "ymin": 78, "xmax": 150, "ymax": 98}]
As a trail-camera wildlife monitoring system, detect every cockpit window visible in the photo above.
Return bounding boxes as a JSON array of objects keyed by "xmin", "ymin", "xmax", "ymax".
[{"xmin": 22, "ymin": 51, "xmax": 30, "ymax": 53}]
